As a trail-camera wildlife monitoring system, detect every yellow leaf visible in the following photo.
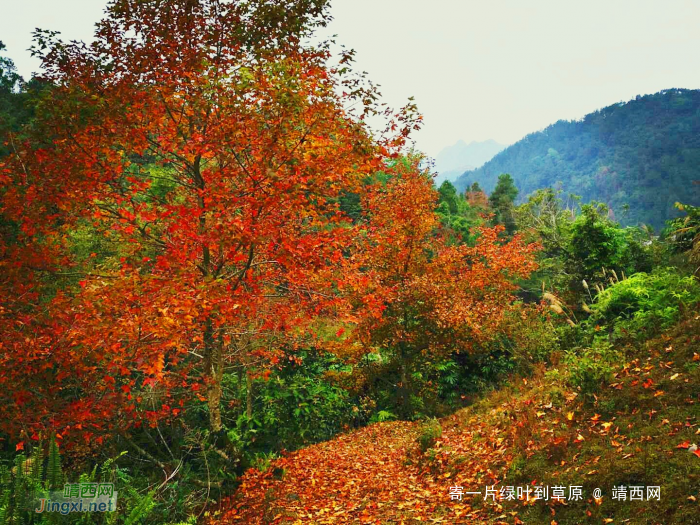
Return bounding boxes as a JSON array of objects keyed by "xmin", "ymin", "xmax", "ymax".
[
  {"xmin": 670, "ymin": 373, "xmax": 680, "ymax": 380},
  {"xmin": 566, "ymin": 411, "xmax": 574, "ymax": 421}
]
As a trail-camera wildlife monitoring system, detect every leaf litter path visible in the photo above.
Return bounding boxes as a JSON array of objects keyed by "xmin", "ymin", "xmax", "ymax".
[{"xmin": 211, "ymin": 415, "xmax": 513, "ymax": 524}]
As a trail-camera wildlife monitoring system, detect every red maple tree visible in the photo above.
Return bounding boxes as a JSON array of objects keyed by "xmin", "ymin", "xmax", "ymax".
[{"xmin": 0, "ymin": 0, "xmax": 419, "ymax": 442}]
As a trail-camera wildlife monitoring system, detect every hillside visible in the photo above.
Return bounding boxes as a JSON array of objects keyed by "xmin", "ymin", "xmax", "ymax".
[
  {"xmin": 211, "ymin": 314, "xmax": 700, "ymax": 524},
  {"xmin": 455, "ymin": 89, "xmax": 700, "ymax": 230}
]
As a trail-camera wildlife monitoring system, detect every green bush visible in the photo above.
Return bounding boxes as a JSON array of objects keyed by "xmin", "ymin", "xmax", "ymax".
[
  {"xmin": 591, "ymin": 269, "xmax": 700, "ymax": 340},
  {"xmin": 507, "ymin": 307, "xmax": 560, "ymax": 366},
  {"xmin": 229, "ymin": 373, "xmax": 356, "ymax": 454},
  {"xmin": 565, "ymin": 337, "xmax": 621, "ymax": 397},
  {"xmin": 417, "ymin": 419, "xmax": 442, "ymax": 453}
]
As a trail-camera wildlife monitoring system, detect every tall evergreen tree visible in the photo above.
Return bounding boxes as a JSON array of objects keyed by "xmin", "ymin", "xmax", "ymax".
[
  {"xmin": 489, "ymin": 173, "xmax": 519, "ymax": 234},
  {"xmin": 438, "ymin": 180, "xmax": 459, "ymax": 214}
]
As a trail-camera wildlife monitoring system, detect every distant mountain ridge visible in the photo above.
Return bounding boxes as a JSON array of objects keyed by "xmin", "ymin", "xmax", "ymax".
[
  {"xmin": 433, "ymin": 139, "xmax": 505, "ymax": 185},
  {"xmin": 455, "ymin": 89, "xmax": 700, "ymax": 230}
]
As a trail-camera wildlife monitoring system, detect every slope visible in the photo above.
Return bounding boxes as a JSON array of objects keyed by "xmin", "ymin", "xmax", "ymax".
[
  {"xmin": 210, "ymin": 315, "xmax": 700, "ymax": 524},
  {"xmin": 455, "ymin": 89, "xmax": 700, "ymax": 230}
]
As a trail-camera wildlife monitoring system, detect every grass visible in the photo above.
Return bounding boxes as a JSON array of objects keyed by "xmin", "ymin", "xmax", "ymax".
[{"xmin": 482, "ymin": 315, "xmax": 700, "ymax": 524}]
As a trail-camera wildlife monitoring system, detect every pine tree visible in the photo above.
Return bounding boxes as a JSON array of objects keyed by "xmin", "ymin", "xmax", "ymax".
[
  {"xmin": 489, "ymin": 173, "xmax": 519, "ymax": 234},
  {"xmin": 438, "ymin": 181, "xmax": 459, "ymax": 214}
]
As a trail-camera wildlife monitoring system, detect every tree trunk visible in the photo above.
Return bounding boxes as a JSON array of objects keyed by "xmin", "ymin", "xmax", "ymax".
[
  {"xmin": 246, "ymin": 371, "xmax": 253, "ymax": 419},
  {"xmin": 204, "ymin": 317, "xmax": 223, "ymax": 432},
  {"xmin": 246, "ymin": 348, "xmax": 254, "ymax": 419}
]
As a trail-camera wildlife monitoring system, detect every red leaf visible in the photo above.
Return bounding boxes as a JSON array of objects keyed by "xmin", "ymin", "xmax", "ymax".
[
  {"xmin": 676, "ymin": 441, "xmax": 691, "ymax": 449},
  {"xmin": 15, "ymin": 441, "xmax": 24, "ymax": 451}
]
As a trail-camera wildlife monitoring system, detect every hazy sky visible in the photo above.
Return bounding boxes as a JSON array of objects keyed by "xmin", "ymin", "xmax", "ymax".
[{"xmin": 3, "ymin": 0, "xmax": 700, "ymax": 157}]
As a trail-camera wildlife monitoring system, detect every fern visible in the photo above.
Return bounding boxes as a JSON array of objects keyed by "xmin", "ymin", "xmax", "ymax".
[
  {"xmin": 46, "ymin": 436, "xmax": 62, "ymax": 491},
  {"xmin": 30, "ymin": 444, "xmax": 43, "ymax": 485},
  {"xmin": 0, "ymin": 440, "xmax": 156, "ymax": 525},
  {"xmin": 0, "ymin": 478, "xmax": 9, "ymax": 524},
  {"xmin": 123, "ymin": 489, "xmax": 156, "ymax": 525}
]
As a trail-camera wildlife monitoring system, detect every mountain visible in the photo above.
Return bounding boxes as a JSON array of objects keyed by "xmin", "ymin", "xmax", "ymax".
[
  {"xmin": 433, "ymin": 139, "xmax": 505, "ymax": 185},
  {"xmin": 455, "ymin": 89, "xmax": 700, "ymax": 230}
]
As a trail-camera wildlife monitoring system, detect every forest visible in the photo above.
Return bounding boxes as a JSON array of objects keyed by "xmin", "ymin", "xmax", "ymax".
[
  {"xmin": 455, "ymin": 89, "xmax": 700, "ymax": 230},
  {"xmin": 1, "ymin": 1, "xmax": 699, "ymax": 524}
]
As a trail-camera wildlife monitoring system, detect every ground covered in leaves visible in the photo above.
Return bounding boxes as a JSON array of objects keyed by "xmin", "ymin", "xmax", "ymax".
[{"xmin": 211, "ymin": 317, "xmax": 700, "ymax": 524}]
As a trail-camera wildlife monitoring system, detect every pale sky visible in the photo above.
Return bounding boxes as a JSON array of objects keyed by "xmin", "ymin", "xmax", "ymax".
[{"xmin": 3, "ymin": 0, "xmax": 700, "ymax": 157}]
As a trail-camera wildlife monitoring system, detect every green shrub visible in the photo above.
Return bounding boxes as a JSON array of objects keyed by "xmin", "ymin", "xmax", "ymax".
[
  {"xmin": 417, "ymin": 419, "xmax": 442, "ymax": 453},
  {"xmin": 229, "ymin": 373, "xmax": 356, "ymax": 454},
  {"xmin": 591, "ymin": 269, "xmax": 700, "ymax": 340},
  {"xmin": 369, "ymin": 411, "xmax": 397, "ymax": 423},
  {"xmin": 507, "ymin": 306, "xmax": 560, "ymax": 366},
  {"xmin": 565, "ymin": 337, "xmax": 621, "ymax": 397}
]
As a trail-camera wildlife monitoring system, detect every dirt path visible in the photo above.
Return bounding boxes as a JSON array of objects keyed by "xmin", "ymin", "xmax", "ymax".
[{"xmin": 210, "ymin": 415, "xmax": 511, "ymax": 524}]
